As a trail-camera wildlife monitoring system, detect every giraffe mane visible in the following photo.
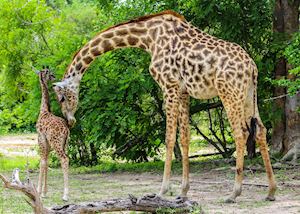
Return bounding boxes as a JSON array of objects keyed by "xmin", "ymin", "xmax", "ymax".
[{"xmin": 101, "ymin": 10, "xmax": 186, "ymax": 34}]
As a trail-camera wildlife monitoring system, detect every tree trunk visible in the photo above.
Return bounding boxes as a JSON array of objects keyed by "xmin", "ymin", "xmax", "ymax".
[
  {"xmin": 282, "ymin": 0, "xmax": 300, "ymax": 161},
  {"xmin": 271, "ymin": 0, "xmax": 287, "ymax": 152},
  {"xmin": 272, "ymin": 0, "xmax": 300, "ymax": 160}
]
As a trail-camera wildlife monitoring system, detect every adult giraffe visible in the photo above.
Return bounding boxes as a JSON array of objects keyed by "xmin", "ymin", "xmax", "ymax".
[{"xmin": 53, "ymin": 10, "xmax": 276, "ymax": 202}]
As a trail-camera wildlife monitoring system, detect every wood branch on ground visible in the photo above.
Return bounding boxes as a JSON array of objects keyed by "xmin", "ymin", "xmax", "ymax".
[
  {"xmin": 0, "ymin": 169, "xmax": 199, "ymax": 214},
  {"xmin": 0, "ymin": 169, "xmax": 48, "ymax": 214},
  {"xmin": 52, "ymin": 194, "xmax": 198, "ymax": 213}
]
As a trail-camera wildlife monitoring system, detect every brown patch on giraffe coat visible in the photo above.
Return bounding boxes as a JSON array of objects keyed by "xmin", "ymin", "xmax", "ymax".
[
  {"xmin": 112, "ymin": 37, "xmax": 126, "ymax": 47},
  {"xmin": 76, "ymin": 55, "xmax": 81, "ymax": 62},
  {"xmin": 91, "ymin": 47, "xmax": 101, "ymax": 56},
  {"xmin": 116, "ymin": 29, "xmax": 128, "ymax": 36},
  {"xmin": 127, "ymin": 36, "xmax": 139, "ymax": 46},
  {"xmin": 203, "ymin": 49, "xmax": 211, "ymax": 56},
  {"xmin": 149, "ymin": 28, "xmax": 158, "ymax": 41},
  {"xmin": 81, "ymin": 48, "xmax": 89, "ymax": 56},
  {"xmin": 245, "ymin": 69, "xmax": 251, "ymax": 77},
  {"xmin": 130, "ymin": 28, "xmax": 147, "ymax": 36},
  {"xmin": 197, "ymin": 64, "xmax": 203, "ymax": 74},
  {"xmin": 101, "ymin": 40, "xmax": 113, "ymax": 52},
  {"xmin": 150, "ymin": 68, "xmax": 157, "ymax": 77},
  {"xmin": 238, "ymin": 64, "xmax": 244, "ymax": 70},
  {"xmin": 75, "ymin": 62, "xmax": 83, "ymax": 71},
  {"xmin": 147, "ymin": 20, "xmax": 163, "ymax": 28},
  {"xmin": 141, "ymin": 37, "xmax": 152, "ymax": 48},
  {"xmin": 237, "ymin": 168, "xmax": 242, "ymax": 175},
  {"xmin": 172, "ymin": 37, "xmax": 178, "ymax": 49},
  {"xmin": 188, "ymin": 29, "xmax": 196, "ymax": 37},
  {"xmin": 207, "ymin": 57, "xmax": 217, "ymax": 68},
  {"xmin": 220, "ymin": 56, "xmax": 229, "ymax": 69},
  {"xmin": 203, "ymin": 76, "xmax": 210, "ymax": 86},
  {"xmin": 83, "ymin": 56, "xmax": 93, "ymax": 64},
  {"xmin": 91, "ymin": 38, "xmax": 101, "ymax": 47},
  {"xmin": 102, "ymin": 32, "xmax": 114, "ymax": 39},
  {"xmin": 193, "ymin": 43, "xmax": 205, "ymax": 50}
]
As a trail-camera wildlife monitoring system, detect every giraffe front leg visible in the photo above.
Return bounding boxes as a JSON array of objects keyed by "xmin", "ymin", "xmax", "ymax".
[
  {"xmin": 159, "ymin": 87, "xmax": 179, "ymax": 196},
  {"xmin": 37, "ymin": 158, "xmax": 44, "ymax": 195},
  {"xmin": 42, "ymin": 156, "xmax": 49, "ymax": 198},
  {"xmin": 178, "ymin": 92, "xmax": 190, "ymax": 199},
  {"xmin": 37, "ymin": 134, "xmax": 47, "ymax": 196}
]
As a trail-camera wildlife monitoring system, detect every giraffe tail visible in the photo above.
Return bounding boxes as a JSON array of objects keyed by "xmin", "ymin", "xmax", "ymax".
[
  {"xmin": 246, "ymin": 66, "xmax": 258, "ymax": 159},
  {"xmin": 246, "ymin": 117, "xmax": 257, "ymax": 159}
]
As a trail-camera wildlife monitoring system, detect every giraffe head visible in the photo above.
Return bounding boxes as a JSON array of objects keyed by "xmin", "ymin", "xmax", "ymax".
[
  {"xmin": 36, "ymin": 67, "xmax": 56, "ymax": 82},
  {"xmin": 53, "ymin": 81, "xmax": 78, "ymax": 127}
]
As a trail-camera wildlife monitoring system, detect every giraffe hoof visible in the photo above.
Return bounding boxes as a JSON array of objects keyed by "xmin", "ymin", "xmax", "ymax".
[
  {"xmin": 265, "ymin": 196, "xmax": 275, "ymax": 201},
  {"xmin": 175, "ymin": 196, "xmax": 188, "ymax": 203},
  {"xmin": 224, "ymin": 197, "xmax": 236, "ymax": 203},
  {"xmin": 62, "ymin": 196, "xmax": 69, "ymax": 202},
  {"xmin": 144, "ymin": 193, "xmax": 157, "ymax": 199}
]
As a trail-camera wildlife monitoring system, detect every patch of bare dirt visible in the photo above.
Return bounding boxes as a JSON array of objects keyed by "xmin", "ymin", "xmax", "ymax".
[{"xmin": 0, "ymin": 134, "xmax": 37, "ymax": 156}]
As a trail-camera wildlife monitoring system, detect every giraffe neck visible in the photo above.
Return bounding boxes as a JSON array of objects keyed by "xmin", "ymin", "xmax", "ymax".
[
  {"xmin": 61, "ymin": 14, "xmax": 183, "ymax": 88},
  {"xmin": 39, "ymin": 75, "xmax": 51, "ymax": 113}
]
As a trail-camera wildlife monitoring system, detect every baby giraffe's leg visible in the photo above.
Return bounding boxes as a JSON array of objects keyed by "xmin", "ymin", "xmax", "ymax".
[
  {"xmin": 37, "ymin": 157, "xmax": 45, "ymax": 195},
  {"xmin": 37, "ymin": 134, "xmax": 47, "ymax": 196},
  {"xmin": 42, "ymin": 152, "xmax": 49, "ymax": 197},
  {"xmin": 60, "ymin": 153, "xmax": 69, "ymax": 201}
]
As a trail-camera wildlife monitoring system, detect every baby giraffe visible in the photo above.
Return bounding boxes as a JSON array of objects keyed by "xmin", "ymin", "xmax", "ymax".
[{"xmin": 36, "ymin": 67, "xmax": 70, "ymax": 201}]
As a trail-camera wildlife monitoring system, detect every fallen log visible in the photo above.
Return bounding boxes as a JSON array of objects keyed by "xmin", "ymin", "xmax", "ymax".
[
  {"xmin": 52, "ymin": 194, "xmax": 198, "ymax": 213},
  {"xmin": 0, "ymin": 169, "xmax": 198, "ymax": 214}
]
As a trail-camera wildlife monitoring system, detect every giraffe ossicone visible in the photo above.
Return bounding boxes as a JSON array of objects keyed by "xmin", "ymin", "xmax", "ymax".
[{"xmin": 54, "ymin": 10, "xmax": 276, "ymax": 202}]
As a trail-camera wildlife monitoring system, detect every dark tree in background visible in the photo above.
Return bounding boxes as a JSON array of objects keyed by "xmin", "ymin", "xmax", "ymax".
[{"xmin": 271, "ymin": 0, "xmax": 300, "ymax": 161}]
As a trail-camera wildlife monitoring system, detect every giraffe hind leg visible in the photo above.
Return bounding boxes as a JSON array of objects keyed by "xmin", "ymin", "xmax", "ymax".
[
  {"xmin": 217, "ymin": 93, "xmax": 248, "ymax": 203},
  {"xmin": 255, "ymin": 117, "xmax": 277, "ymax": 201},
  {"xmin": 54, "ymin": 137, "xmax": 70, "ymax": 201}
]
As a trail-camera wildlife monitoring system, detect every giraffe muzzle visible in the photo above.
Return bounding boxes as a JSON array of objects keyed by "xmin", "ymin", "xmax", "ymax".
[
  {"xmin": 67, "ymin": 117, "xmax": 76, "ymax": 128},
  {"xmin": 64, "ymin": 112, "xmax": 76, "ymax": 128}
]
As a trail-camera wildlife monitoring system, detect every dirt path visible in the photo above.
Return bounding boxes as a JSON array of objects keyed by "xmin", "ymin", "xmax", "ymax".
[{"xmin": 0, "ymin": 134, "xmax": 37, "ymax": 156}]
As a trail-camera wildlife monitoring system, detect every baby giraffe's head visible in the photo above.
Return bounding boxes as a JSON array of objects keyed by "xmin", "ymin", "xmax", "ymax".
[{"xmin": 36, "ymin": 66, "xmax": 56, "ymax": 82}]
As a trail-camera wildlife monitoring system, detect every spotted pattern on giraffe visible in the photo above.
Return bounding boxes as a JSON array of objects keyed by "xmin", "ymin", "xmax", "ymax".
[{"xmin": 54, "ymin": 10, "xmax": 277, "ymax": 202}]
